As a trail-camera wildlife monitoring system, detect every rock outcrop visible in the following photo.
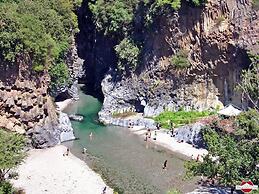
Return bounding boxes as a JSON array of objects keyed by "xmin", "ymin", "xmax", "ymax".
[
  {"xmin": 96, "ymin": 0, "xmax": 258, "ymax": 122},
  {"xmin": 0, "ymin": 39, "xmax": 82, "ymax": 148}
]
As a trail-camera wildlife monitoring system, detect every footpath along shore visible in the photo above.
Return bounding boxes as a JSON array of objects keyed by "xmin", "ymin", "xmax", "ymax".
[
  {"xmin": 11, "ymin": 145, "xmax": 113, "ymax": 194},
  {"xmin": 128, "ymin": 126, "xmax": 208, "ymax": 161}
]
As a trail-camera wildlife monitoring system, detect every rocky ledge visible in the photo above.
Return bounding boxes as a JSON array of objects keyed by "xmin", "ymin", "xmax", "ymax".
[{"xmin": 68, "ymin": 114, "xmax": 84, "ymax": 122}]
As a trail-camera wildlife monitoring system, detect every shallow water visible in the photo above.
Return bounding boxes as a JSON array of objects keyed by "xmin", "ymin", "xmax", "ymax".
[{"xmin": 63, "ymin": 90, "xmax": 197, "ymax": 194}]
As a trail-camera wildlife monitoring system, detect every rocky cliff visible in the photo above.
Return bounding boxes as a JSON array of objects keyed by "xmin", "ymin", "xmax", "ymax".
[
  {"xmin": 0, "ymin": 42, "xmax": 82, "ymax": 148},
  {"xmin": 77, "ymin": 0, "xmax": 258, "ymax": 122}
]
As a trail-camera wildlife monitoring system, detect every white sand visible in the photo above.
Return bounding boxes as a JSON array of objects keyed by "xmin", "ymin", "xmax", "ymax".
[
  {"xmin": 11, "ymin": 145, "xmax": 113, "ymax": 194},
  {"xmin": 129, "ymin": 126, "xmax": 208, "ymax": 161},
  {"xmin": 55, "ymin": 99, "xmax": 73, "ymax": 111}
]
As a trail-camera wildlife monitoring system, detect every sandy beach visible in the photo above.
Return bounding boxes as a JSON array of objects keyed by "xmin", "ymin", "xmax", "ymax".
[
  {"xmin": 11, "ymin": 145, "xmax": 113, "ymax": 194},
  {"xmin": 129, "ymin": 126, "xmax": 208, "ymax": 161},
  {"xmin": 55, "ymin": 99, "xmax": 73, "ymax": 111}
]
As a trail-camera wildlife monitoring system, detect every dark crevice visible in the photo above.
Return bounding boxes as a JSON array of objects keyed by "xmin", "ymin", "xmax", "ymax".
[{"xmin": 76, "ymin": 0, "xmax": 117, "ymax": 102}]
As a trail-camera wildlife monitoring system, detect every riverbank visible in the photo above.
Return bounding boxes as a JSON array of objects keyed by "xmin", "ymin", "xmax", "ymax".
[
  {"xmin": 128, "ymin": 126, "xmax": 208, "ymax": 161},
  {"xmin": 56, "ymin": 99, "xmax": 73, "ymax": 111},
  {"xmin": 99, "ymin": 112, "xmax": 208, "ymax": 160},
  {"xmin": 11, "ymin": 145, "xmax": 113, "ymax": 194}
]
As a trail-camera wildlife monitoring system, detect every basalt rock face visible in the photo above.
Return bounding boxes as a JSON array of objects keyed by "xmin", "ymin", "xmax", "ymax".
[
  {"xmin": 98, "ymin": 0, "xmax": 258, "ymax": 122},
  {"xmin": 0, "ymin": 42, "xmax": 81, "ymax": 148}
]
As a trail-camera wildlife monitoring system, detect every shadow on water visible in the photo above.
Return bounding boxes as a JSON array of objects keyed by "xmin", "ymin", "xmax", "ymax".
[{"xmin": 63, "ymin": 91, "xmax": 198, "ymax": 194}]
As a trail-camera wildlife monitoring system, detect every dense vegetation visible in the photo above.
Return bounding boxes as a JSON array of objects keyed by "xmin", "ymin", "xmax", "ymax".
[
  {"xmin": 185, "ymin": 109, "xmax": 259, "ymax": 189},
  {"xmin": 154, "ymin": 110, "xmax": 214, "ymax": 128},
  {"xmin": 115, "ymin": 38, "xmax": 140, "ymax": 72},
  {"xmin": 0, "ymin": 129, "xmax": 26, "ymax": 193},
  {"xmin": 0, "ymin": 0, "xmax": 81, "ymax": 89},
  {"xmin": 89, "ymin": 0, "xmax": 206, "ymax": 73}
]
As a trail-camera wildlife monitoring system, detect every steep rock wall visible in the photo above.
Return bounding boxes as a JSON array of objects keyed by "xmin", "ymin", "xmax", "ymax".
[
  {"xmin": 0, "ymin": 41, "xmax": 82, "ymax": 148},
  {"xmin": 98, "ymin": 0, "xmax": 258, "ymax": 121}
]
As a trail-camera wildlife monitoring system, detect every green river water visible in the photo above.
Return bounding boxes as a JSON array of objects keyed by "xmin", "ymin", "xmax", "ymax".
[{"xmin": 63, "ymin": 90, "xmax": 197, "ymax": 194}]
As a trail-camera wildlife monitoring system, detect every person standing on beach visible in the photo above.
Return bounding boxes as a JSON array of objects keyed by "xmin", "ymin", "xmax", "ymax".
[
  {"xmin": 144, "ymin": 133, "xmax": 148, "ymax": 141},
  {"xmin": 153, "ymin": 130, "xmax": 157, "ymax": 140},
  {"xmin": 147, "ymin": 128, "xmax": 151, "ymax": 138},
  {"xmin": 63, "ymin": 148, "xmax": 69, "ymax": 156},
  {"xmin": 102, "ymin": 186, "xmax": 107, "ymax": 194},
  {"xmin": 170, "ymin": 121, "xmax": 174, "ymax": 137}
]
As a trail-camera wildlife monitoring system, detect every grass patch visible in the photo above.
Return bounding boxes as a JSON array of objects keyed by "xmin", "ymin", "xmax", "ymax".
[
  {"xmin": 112, "ymin": 111, "xmax": 137, "ymax": 118},
  {"xmin": 154, "ymin": 110, "xmax": 215, "ymax": 128}
]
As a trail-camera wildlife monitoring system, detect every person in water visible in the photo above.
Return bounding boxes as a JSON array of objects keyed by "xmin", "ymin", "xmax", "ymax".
[
  {"xmin": 89, "ymin": 132, "xmax": 93, "ymax": 140},
  {"xmin": 162, "ymin": 160, "xmax": 168, "ymax": 170},
  {"xmin": 144, "ymin": 133, "xmax": 148, "ymax": 141},
  {"xmin": 82, "ymin": 148, "xmax": 87, "ymax": 154}
]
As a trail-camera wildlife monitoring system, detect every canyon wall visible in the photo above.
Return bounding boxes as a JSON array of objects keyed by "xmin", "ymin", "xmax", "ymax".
[
  {"xmin": 86, "ymin": 0, "xmax": 258, "ymax": 122},
  {"xmin": 0, "ymin": 43, "xmax": 83, "ymax": 148}
]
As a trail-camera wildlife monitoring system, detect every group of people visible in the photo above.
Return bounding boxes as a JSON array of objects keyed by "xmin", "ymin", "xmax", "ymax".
[{"xmin": 144, "ymin": 128, "xmax": 158, "ymax": 141}]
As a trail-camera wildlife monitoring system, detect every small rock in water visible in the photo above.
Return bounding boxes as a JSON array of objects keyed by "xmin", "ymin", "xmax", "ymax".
[{"xmin": 68, "ymin": 114, "xmax": 84, "ymax": 122}]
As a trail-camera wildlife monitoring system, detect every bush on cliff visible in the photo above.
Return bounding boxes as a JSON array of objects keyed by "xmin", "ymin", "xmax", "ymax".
[
  {"xmin": 170, "ymin": 50, "xmax": 191, "ymax": 69},
  {"xmin": 115, "ymin": 38, "xmax": 140, "ymax": 72}
]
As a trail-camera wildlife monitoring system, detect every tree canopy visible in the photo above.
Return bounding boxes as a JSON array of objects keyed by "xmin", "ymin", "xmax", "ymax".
[
  {"xmin": 237, "ymin": 54, "xmax": 259, "ymax": 110},
  {"xmin": 0, "ymin": 0, "xmax": 81, "ymax": 88}
]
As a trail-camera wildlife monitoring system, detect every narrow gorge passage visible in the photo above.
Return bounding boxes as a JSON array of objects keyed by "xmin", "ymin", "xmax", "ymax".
[{"xmin": 63, "ymin": 90, "xmax": 198, "ymax": 194}]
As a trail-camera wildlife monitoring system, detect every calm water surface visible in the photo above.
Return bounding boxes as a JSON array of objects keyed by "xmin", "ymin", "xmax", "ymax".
[{"xmin": 63, "ymin": 90, "xmax": 197, "ymax": 194}]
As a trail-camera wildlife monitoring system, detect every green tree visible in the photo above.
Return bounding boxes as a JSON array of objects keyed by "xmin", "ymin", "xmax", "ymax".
[
  {"xmin": 237, "ymin": 55, "xmax": 259, "ymax": 110},
  {"xmin": 89, "ymin": 0, "xmax": 138, "ymax": 36},
  {"xmin": 49, "ymin": 62, "xmax": 70, "ymax": 89},
  {"xmin": 156, "ymin": 0, "xmax": 181, "ymax": 10},
  {"xmin": 115, "ymin": 38, "xmax": 140, "ymax": 72},
  {"xmin": 0, "ymin": 129, "xmax": 26, "ymax": 181},
  {"xmin": 185, "ymin": 109, "xmax": 259, "ymax": 188}
]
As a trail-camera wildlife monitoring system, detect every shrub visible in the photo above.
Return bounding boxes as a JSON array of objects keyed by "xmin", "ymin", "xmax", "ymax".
[
  {"xmin": 0, "ymin": 181, "xmax": 15, "ymax": 194},
  {"xmin": 49, "ymin": 62, "xmax": 70, "ymax": 89},
  {"xmin": 115, "ymin": 38, "xmax": 140, "ymax": 72},
  {"xmin": 170, "ymin": 50, "xmax": 191, "ymax": 69},
  {"xmin": 0, "ymin": 129, "xmax": 26, "ymax": 182}
]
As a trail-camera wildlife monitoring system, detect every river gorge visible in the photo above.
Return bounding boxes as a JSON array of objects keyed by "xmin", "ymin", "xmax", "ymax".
[{"xmin": 63, "ymin": 90, "xmax": 197, "ymax": 194}]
